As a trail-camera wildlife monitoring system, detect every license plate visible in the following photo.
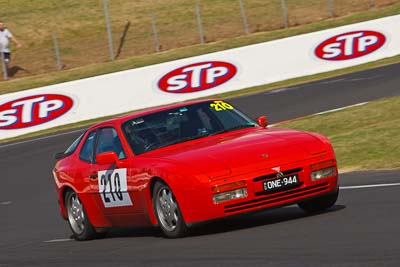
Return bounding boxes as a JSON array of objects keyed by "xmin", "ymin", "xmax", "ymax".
[{"xmin": 263, "ymin": 174, "xmax": 300, "ymax": 193}]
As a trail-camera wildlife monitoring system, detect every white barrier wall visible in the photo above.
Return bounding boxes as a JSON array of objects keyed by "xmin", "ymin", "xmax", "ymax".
[{"xmin": 1, "ymin": 14, "xmax": 400, "ymax": 140}]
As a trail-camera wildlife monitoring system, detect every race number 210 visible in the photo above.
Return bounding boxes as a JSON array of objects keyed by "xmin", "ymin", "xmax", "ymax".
[{"xmin": 97, "ymin": 168, "xmax": 133, "ymax": 208}]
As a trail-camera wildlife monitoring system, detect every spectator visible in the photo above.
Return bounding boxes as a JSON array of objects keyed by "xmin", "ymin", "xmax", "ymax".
[{"xmin": 0, "ymin": 20, "xmax": 22, "ymax": 66}]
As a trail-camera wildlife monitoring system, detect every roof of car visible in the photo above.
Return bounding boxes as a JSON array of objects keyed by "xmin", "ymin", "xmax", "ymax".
[{"xmin": 88, "ymin": 98, "xmax": 217, "ymax": 130}]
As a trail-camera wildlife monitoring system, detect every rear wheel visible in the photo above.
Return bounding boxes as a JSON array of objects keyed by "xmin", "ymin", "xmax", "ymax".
[
  {"xmin": 298, "ymin": 190, "xmax": 339, "ymax": 213},
  {"xmin": 65, "ymin": 190, "xmax": 97, "ymax": 241},
  {"xmin": 152, "ymin": 181, "xmax": 187, "ymax": 238}
]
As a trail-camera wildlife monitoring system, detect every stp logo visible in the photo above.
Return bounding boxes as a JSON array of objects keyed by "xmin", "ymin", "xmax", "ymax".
[
  {"xmin": 315, "ymin": 30, "xmax": 386, "ymax": 60},
  {"xmin": 0, "ymin": 94, "xmax": 74, "ymax": 129},
  {"xmin": 158, "ymin": 61, "xmax": 237, "ymax": 93}
]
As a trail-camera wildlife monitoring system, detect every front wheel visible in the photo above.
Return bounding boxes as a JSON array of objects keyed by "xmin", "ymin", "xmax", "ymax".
[
  {"xmin": 298, "ymin": 190, "xmax": 339, "ymax": 213},
  {"xmin": 152, "ymin": 181, "xmax": 188, "ymax": 238},
  {"xmin": 65, "ymin": 190, "xmax": 97, "ymax": 241}
]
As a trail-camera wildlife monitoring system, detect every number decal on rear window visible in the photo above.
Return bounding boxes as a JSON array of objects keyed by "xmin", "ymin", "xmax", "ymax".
[
  {"xmin": 98, "ymin": 168, "xmax": 133, "ymax": 208},
  {"xmin": 210, "ymin": 100, "xmax": 234, "ymax": 111}
]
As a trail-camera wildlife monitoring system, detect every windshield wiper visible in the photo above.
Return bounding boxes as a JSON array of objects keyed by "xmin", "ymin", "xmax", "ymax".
[
  {"xmin": 156, "ymin": 125, "xmax": 256, "ymax": 149},
  {"xmin": 209, "ymin": 124, "xmax": 256, "ymax": 136},
  {"xmin": 158, "ymin": 136, "xmax": 202, "ymax": 149}
]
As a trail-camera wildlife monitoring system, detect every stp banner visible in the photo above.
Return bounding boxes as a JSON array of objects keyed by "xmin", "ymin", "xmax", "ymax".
[{"xmin": 1, "ymin": 14, "xmax": 400, "ymax": 140}]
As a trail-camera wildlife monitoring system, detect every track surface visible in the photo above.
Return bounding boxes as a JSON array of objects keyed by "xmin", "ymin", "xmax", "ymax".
[{"xmin": 1, "ymin": 63, "xmax": 400, "ymax": 266}]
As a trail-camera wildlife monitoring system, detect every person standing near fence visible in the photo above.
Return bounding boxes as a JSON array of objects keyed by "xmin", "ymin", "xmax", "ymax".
[{"xmin": 0, "ymin": 20, "xmax": 22, "ymax": 66}]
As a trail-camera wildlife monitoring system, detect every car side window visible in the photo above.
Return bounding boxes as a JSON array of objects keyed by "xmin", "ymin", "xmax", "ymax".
[
  {"xmin": 79, "ymin": 131, "xmax": 97, "ymax": 163},
  {"xmin": 96, "ymin": 127, "xmax": 126, "ymax": 160}
]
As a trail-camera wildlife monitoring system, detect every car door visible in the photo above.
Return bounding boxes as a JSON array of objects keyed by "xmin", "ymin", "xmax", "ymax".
[
  {"xmin": 90, "ymin": 127, "xmax": 137, "ymax": 221},
  {"xmin": 74, "ymin": 129, "xmax": 98, "ymax": 194}
]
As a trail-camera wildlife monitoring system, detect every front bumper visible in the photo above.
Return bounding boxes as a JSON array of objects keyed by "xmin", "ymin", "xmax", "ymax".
[{"xmin": 179, "ymin": 160, "xmax": 339, "ymax": 224}]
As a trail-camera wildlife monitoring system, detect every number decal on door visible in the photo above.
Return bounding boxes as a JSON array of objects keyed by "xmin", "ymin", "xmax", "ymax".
[{"xmin": 98, "ymin": 168, "xmax": 133, "ymax": 208}]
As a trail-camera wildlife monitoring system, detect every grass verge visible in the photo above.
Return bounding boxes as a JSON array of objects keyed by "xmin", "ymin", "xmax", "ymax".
[{"xmin": 278, "ymin": 96, "xmax": 400, "ymax": 171}]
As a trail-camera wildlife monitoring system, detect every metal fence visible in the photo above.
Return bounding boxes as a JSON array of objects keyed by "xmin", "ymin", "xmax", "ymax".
[{"xmin": 0, "ymin": 0, "xmax": 399, "ymax": 81}]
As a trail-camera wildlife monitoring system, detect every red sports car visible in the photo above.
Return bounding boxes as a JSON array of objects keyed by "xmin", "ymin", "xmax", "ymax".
[{"xmin": 53, "ymin": 99, "xmax": 339, "ymax": 240}]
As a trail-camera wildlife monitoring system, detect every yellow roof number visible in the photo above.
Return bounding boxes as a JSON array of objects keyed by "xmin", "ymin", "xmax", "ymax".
[{"xmin": 210, "ymin": 101, "xmax": 234, "ymax": 112}]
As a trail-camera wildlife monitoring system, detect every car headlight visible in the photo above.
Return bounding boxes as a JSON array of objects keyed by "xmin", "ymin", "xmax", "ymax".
[
  {"xmin": 311, "ymin": 166, "xmax": 336, "ymax": 181},
  {"xmin": 213, "ymin": 188, "xmax": 248, "ymax": 204}
]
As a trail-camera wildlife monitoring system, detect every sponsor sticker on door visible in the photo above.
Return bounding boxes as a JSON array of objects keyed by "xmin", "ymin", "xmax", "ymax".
[{"xmin": 158, "ymin": 61, "xmax": 237, "ymax": 93}]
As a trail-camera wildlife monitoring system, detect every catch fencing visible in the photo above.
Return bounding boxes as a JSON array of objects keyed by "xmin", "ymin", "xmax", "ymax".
[{"xmin": 0, "ymin": 0, "xmax": 399, "ymax": 81}]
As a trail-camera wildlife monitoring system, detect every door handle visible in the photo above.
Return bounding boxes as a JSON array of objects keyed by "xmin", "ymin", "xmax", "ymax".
[{"xmin": 89, "ymin": 173, "xmax": 98, "ymax": 179}]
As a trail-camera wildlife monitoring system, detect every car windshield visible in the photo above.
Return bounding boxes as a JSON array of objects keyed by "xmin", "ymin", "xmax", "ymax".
[{"xmin": 122, "ymin": 100, "xmax": 257, "ymax": 155}]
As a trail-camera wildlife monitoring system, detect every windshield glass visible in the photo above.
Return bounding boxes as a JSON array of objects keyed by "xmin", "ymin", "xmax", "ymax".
[{"xmin": 122, "ymin": 100, "xmax": 257, "ymax": 155}]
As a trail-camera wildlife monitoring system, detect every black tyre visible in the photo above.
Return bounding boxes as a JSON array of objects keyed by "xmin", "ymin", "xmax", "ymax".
[
  {"xmin": 298, "ymin": 190, "xmax": 339, "ymax": 213},
  {"xmin": 65, "ymin": 190, "xmax": 97, "ymax": 241},
  {"xmin": 152, "ymin": 181, "xmax": 188, "ymax": 238}
]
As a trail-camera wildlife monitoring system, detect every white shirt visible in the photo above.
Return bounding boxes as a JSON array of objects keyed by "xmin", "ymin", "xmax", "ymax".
[{"xmin": 0, "ymin": 29, "xmax": 13, "ymax": 53}]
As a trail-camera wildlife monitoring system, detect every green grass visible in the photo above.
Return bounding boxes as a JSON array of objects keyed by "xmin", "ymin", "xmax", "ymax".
[
  {"xmin": 278, "ymin": 96, "xmax": 400, "ymax": 171},
  {"xmin": 1, "ymin": 1, "xmax": 400, "ymax": 94}
]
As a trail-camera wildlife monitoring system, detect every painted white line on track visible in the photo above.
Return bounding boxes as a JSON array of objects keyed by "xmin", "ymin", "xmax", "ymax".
[
  {"xmin": 347, "ymin": 75, "xmax": 383, "ymax": 82},
  {"xmin": 264, "ymin": 88, "xmax": 290, "ymax": 95},
  {"xmin": 340, "ymin": 182, "xmax": 400, "ymax": 190},
  {"xmin": 316, "ymin": 102, "xmax": 368, "ymax": 115},
  {"xmin": 39, "ymin": 182, "xmax": 400, "ymax": 242},
  {"xmin": 320, "ymin": 78, "xmax": 345, "ymax": 84},
  {"xmin": 0, "ymin": 128, "xmax": 84, "ymax": 149},
  {"xmin": 0, "ymin": 101, "xmax": 372, "ymax": 149},
  {"xmin": 0, "ymin": 201, "xmax": 12, "ymax": 205},
  {"xmin": 44, "ymin": 238, "xmax": 73, "ymax": 243},
  {"xmin": 264, "ymin": 85, "xmax": 305, "ymax": 95},
  {"xmin": 270, "ymin": 102, "xmax": 369, "ymax": 128}
]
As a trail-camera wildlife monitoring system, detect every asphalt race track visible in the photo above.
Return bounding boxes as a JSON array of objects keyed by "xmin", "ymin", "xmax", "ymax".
[{"xmin": 1, "ymin": 63, "xmax": 400, "ymax": 266}]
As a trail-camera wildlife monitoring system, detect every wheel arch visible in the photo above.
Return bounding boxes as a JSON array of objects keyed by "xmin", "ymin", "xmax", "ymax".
[
  {"xmin": 146, "ymin": 171, "xmax": 205, "ymax": 226},
  {"xmin": 61, "ymin": 184, "xmax": 111, "ymax": 228},
  {"xmin": 59, "ymin": 185, "xmax": 75, "ymax": 220},
  {"xmin": 148, "ymin": 176, "xmax": 189, "ymax": 237},
  {"xmin": 149, "ymin": 176, "xmax": 165, "ymax": 197},
  {"xmin": 147, "ymin": 176, "xmax": 166, "ymax": 226},
  {"xmin": 147, "ymin": 175, "xmax": 188, "ymax": 226}
]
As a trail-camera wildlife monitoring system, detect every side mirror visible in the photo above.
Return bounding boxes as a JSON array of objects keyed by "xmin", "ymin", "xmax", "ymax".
[
  {"xmin": 96, "ymin": 151, "xmax": 119, "ymax": 165},
  {"xmin": 257, "ymin": 116, "xmax": 268, "ymax": 128}
]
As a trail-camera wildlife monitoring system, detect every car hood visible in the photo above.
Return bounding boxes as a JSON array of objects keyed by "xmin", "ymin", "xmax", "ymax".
[{"xmin": 145, "ymin": 128, "xmax": 327, "ymax": 180}]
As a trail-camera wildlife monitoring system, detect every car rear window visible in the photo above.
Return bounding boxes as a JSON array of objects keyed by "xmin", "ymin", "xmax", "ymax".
[
  {"xmin": 79, "ymin": 131, "xmax": 97, "ymax": 163},
  {"xmin": 64, "ymin": 133, "xmax": 84, "ymax": 155}
]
